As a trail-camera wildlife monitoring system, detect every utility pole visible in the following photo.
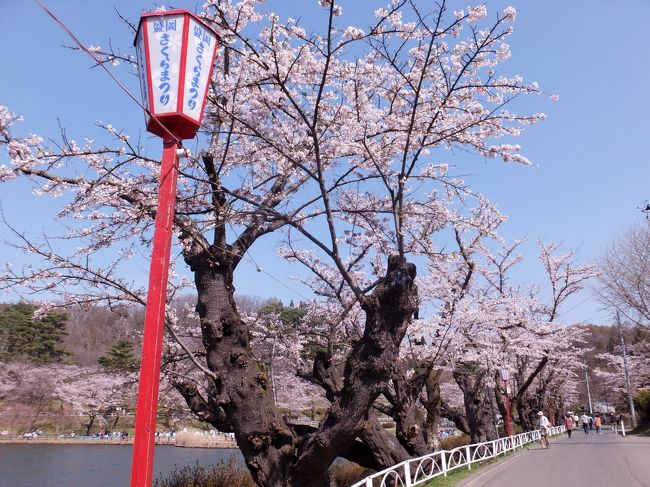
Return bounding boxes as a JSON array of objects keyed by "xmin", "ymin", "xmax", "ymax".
[
  {"xmin": 583, "ymin": 356, "xmax": 593, "ymax": 415},
  {"xmin": 617, "ymin": 311, "xmax": 638, "ymax": 428}
]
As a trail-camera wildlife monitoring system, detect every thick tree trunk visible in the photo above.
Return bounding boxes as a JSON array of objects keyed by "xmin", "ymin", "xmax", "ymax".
[
  {"xmin": 85, "ymin": 415, "xmax": 95, "ymax": 436},
  {"xmin": 289, "ymin": 255, "xmax": 418, "ymax": 486},
  {"xmin": 520, "ymin": 395, "xmax": 543, "ymax": 432},
  {"xmin": 440, "ymin": 401, "xmax": 470, "ymax": 437},
  {"xmin": 390, "ymin": 364, "xmax": 436, "ymax": 456},
  {"xmin": 423, "ymin": 369, "xmax": 443, "ymax": 450},
  {"xmin": 510, "ymin": 356, "xmax": 549, "ymax": 431},
  {"xmin": 453, "ymin": 367, "xmax": 493, "ymax": 443},
  {"xmin": 357, "ymin": 414, "xmax": 412, "ymax": 468},
  {"xmin": 193, "ymin": 256, "xmax": 297, "ymax": 487},
  {"xmin": 395, "ymin": 397, "xmax": 428, "ymax": 455},
  {"xmin": 308, "ymin": 352, "xmax": 412, "ymax": 467},
  {"xmin": 182, "ymin": 253, "xmax": 418, "ymax": 487}
]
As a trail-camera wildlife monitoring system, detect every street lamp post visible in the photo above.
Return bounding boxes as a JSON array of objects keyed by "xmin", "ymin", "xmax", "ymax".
[
  {"xmin": 130, "ymin": 10, "xmax": 218, "ymax": 487},
  {"xmin": 499, "ymin": 368, "xmax": 513, "ymax": 437}
]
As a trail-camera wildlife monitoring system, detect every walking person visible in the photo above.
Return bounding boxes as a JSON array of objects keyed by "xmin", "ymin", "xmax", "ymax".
[
  {"xmin": 538, "ymin": 411, "xmax": 550, "ymax": 449},
  {"xmin": 565, "ymin": 413, "xmax": 574, "ymax": 438},
  {"xmin": 594, "ymin": 414, "xmax": 602, "ymax": 434},
  {"xmin": 581, "ymin": 413, "xmax": 590, "ymax": 434}
]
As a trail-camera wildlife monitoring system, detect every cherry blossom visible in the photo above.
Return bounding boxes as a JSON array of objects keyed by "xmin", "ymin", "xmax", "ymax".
[{"xmin": 0, "ymin": 1, "xmax": 560, "ymax": 485}]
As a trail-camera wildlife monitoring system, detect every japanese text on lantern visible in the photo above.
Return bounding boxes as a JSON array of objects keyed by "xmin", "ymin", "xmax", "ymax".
[
  {"xmin": 148, "ymin": 15, "xmax": 184, "ymax": 114},
  {"xmin": 182, "ymin": 19, "xmax": 216, "ymax": 122}
]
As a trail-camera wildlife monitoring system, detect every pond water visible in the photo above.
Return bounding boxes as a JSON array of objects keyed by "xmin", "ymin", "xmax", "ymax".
[{"xmin": 0, "ymin": 444, "xmax": 243, "ymax": 487}]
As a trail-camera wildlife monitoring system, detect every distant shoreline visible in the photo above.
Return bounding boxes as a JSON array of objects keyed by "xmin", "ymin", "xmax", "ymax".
[{"xmin": 0, "ymin": 437, "xmax": 238, "ymax": 449}]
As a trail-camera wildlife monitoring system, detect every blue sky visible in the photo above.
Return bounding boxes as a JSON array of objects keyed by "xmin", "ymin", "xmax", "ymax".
[{"xmin": 1, "ymin": 0, "xmax": 648, "ymax": 325}]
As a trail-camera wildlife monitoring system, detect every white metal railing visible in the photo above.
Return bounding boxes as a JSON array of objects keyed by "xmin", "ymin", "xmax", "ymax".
[{"xmin": 350, "ymin": 426, "xmax": 566, "ymax": 487}]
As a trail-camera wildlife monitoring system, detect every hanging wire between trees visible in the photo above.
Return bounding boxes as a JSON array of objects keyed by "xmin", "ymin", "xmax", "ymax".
[{"xmin": 34, "ymin": 0, "xmax": 183, "ymax": 146}]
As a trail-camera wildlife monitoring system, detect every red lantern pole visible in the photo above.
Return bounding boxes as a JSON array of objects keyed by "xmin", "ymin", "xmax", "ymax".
[
  {"xmin": 131, "ymin": 137, "xmax": 180, "ymax": 487},
  {"xmin": 504, "ymin": 384, "xmax": 513, "ymax": 437}
]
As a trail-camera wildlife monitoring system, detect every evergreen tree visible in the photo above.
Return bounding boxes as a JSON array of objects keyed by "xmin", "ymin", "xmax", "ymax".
[
  {"xmin": 258, "ymin": 300, "xmax": 307, "ymax": 327},
  {"xmin": 98, "ymin": 340, "xmax": 139, "ymax": 372},
  {"xmin": 0, "ymin": 303, "xmax": 70, "ymax": 363}
]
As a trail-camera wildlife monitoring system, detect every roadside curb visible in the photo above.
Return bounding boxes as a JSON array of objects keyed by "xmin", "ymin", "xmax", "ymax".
[{"xmin": 455, "ymin": 445, "xmax": 532, "ymax": 487}]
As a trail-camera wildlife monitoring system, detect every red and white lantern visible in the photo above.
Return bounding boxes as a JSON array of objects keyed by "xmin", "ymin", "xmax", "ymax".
[
  {"xmin": 131, "ymin": 10, "xmax": 219, "ymax": 487},
  {"xmin": 134, "ymin": 10, "xmax": 219, "ymax": 140}
]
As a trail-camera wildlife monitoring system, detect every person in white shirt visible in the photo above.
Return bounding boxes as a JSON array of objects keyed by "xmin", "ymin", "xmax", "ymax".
[
  {"xmin": 580, "ymin": 413, "xmax": 590, "ymax": 434},
  {"xmin": 538, "ymin": 411, "xmax": 550, "ymax": 449}
]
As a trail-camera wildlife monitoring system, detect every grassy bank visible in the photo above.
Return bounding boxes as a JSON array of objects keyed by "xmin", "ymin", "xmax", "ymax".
[
  {"xmin": 630, "ymin": 421, "xmax": 650, "ymax": 437},
  {"xmin": 421, "ymin": 447, "xmax": 525, "ymax": 487},
  {"xmin": 174, "ymin": 430, "xmax": 237, "ymax": 448}
]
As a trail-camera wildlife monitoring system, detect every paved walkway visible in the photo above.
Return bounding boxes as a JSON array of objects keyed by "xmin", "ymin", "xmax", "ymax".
[{"xmin": 460, "ymin": 430, "xmax": 650, "ymax": 487}]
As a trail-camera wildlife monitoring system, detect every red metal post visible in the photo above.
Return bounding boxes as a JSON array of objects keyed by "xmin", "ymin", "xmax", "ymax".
[
  {"xmin": 131, "ymin": 138, "xmax": 180, "ymax": 487},
  {"xmin": 504, "ymin": 381, "xmax": 513, "ymax": 437}
]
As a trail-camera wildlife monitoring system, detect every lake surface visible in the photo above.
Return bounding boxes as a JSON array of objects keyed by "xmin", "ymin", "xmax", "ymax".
[{"xmin": 0, "ymin": 444, "xmax": 243, "ymax": 487}]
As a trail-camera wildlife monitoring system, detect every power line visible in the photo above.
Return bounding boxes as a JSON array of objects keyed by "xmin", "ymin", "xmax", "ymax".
[
  {"xmin": 243, "ymin": 251, "xmax": 312, "ymax": 302},
  {"xmin": 34, "ymin": 0, "xmax": 183, "ymax": 146},
  {"xmin": 34, "ymin": 0, "xmax": 332, "ymax": 307},
  {"xmin": 562, "ymin": 293, "xmax": 596, "ymax": 315},
  {"xmin": 223, "ymin": 220, "xmax": 312, "ymax": 302}
]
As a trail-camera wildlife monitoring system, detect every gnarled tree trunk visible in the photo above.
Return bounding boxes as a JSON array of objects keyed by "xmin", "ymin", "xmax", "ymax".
[
  {"xmin": 423, "ymin": 369, "xmax": 444, "ymax": 450},
  {"xmin": 193, "ymin": 254, "xmax": 296, "ymax": 486},
  {"xmin": 289, "ymin": 255, "xmax": 418, "ymax": 486},
  {"xmin": 178, "ymin": 253, "xmax": 418, "ymax": 487},
  {"xmin": 453, "ymin": 366, "xmax": 493, "ymax": 443},
  {"xmin": 387, "ymin": 364, "xmax": 441, "ymax": 456}
]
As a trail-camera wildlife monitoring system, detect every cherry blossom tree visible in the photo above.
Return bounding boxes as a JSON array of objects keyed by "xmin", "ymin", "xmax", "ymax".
[
  {"xmin": 0, "ymin": 1, "xmax": 552, "ymax": 485},
  {"xmin": 0, "ymin": 362, "xmax": 134, "ymax": 434},
  {"xmin": 490, "ymin": 242, "xmax": 597, "ymax": 431},
  {"xmin": 263, "ymin": 205, "xmax": 596, "ymax": 446},
  {"xmin": 421, "ymin": 238, "xmax": 594, "ymax": 437},
  {"xmin": 0, "ymin": 363, "xmax": 59, "ymax": 430},
  {"xmin": 386, "ymin": 235, "xmax": 597, "ymax": 444},
  {"xmin": 373, "ymin": 201, "xmax": 507, "ymax": 449},
  {"xmin": 55, "ymin": 366, "xmax": 134, "ymax": 435}
]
